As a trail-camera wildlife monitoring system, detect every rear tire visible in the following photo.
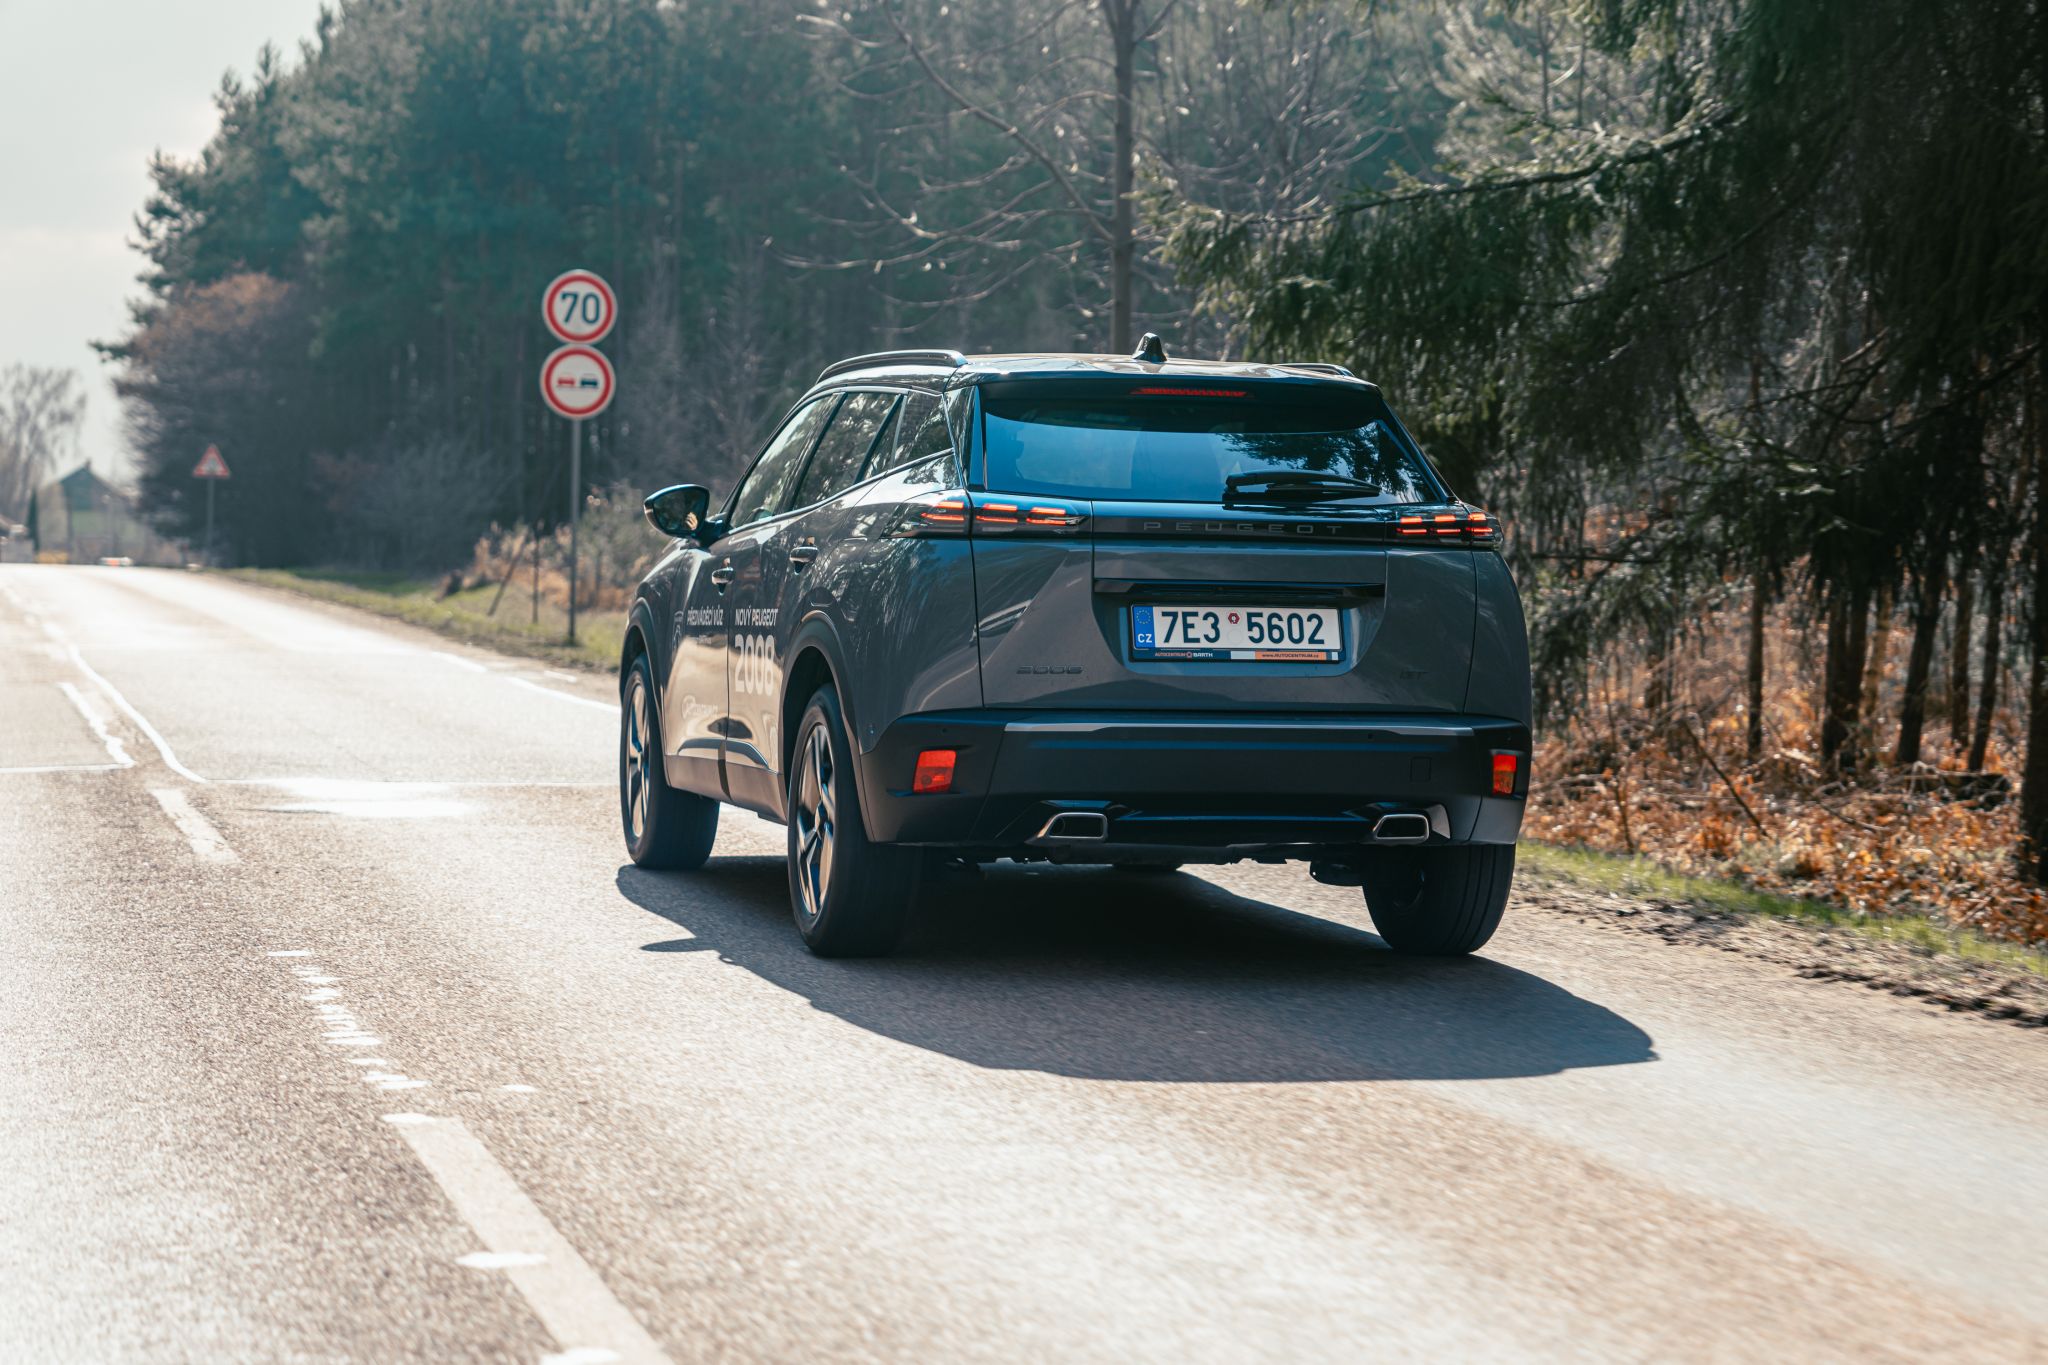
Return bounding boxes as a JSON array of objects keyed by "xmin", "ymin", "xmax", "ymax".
[
  {"xmin": 1360, "ymin": 844, "xmax": 1514, "ymax": 955},
  {"xmin": 620, "ymin": 652, "xmax": 719, "ymax": 870},
  {"xmin": 787, "ymin": 686, "xmax": 922, "ymax": 957}
]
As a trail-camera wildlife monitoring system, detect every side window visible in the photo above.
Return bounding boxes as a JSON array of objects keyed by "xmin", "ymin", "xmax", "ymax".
[
  {"xmin": 730, "ymin": 398, "xmax": 833, "ymax": 528},
  {"xmin": 792, "ymin": 390, "xmax": 898, "ymax": 510},
  {"xmin": 892, "ymin": 391, "xmax": 954, "ymax": 474}
]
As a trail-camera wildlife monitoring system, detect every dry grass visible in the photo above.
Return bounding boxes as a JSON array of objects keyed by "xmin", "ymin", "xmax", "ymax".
[{"xmin": 1525, "ymin": 607, "xmax": 2048, "ymax": 946}]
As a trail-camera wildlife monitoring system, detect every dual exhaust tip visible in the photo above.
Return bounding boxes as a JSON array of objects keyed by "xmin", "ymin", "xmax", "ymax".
[{"xmin": 1030, "ymin": 810, "xmax": 1433, "ymax": 844}]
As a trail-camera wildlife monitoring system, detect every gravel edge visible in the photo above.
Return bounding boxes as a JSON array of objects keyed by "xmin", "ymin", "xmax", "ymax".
[{"xmin": 1517, "ymin": 868, "xmax": 2048, "ymax": 1029}]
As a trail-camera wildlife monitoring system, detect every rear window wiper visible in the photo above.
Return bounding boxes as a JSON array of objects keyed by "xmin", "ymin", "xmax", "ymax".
[{"xmin": 1222, "ymin": 470, "xmax": 1383, "ymax": 503}]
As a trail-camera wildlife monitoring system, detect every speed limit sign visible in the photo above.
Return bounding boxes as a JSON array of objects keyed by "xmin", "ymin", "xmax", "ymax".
[{"xmin": 542, "ymin": 268, "xmax": 616, "ymax": 345}]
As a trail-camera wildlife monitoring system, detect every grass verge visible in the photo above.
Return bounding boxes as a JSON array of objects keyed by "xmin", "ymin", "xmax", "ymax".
[
  {"xmin": 228, "ymin": 567, "xmax": 621, "ymax": 672},
  {"xmin": 1522, "ymin": 841, "xmax": 2048, "ymax": 981}
]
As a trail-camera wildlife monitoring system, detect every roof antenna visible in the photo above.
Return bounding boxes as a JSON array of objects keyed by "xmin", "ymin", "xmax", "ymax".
[{"xmin": 1132, "ymin": 332, "xmax": 1167, "ymax": 364}]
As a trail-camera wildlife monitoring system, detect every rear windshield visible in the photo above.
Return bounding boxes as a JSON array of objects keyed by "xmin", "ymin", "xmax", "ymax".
[{"xmin": 979, "ymin": 381, "xmax": 1440, "ymax": 504}]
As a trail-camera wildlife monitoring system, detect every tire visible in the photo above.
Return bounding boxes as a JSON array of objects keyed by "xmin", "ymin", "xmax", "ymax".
[
  {"xmin": 787, "ymin": 686, "xmax": 922, "ymax": 957},
  {"xmin": 1359, "ymin": 843, "xmax": 1515, "ymax": 955},
  {"xmin": 620, "ymin": 652, "xmax": 719, "ymax": 870}
]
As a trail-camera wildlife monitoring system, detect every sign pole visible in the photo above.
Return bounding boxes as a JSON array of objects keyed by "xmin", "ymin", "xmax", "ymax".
[
  {"xmin": 568, "ymin": 418, "xmax": 581, "ymax": 645},
  {"xmin": 538, "ymin": 267, "xmax": 616, "ymax": 648},
  {"xmin": 204, "ymin": 479, "xmax": 216, "ymax": 566}
]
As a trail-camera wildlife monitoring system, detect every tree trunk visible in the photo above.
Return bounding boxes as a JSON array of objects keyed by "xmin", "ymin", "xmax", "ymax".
[
  {"xmin": 1860, "ymin": 585, "xmax": 1894, "ymax": 754},
  {"xmin": 2019, "ymin": 353, "xmax": 2048, "ymax": 877},
  {"xmin": 1746, "ymin": 571, "xmax": 1768, "ymax": 760},
  {"xmin": 1106, "ymin": 0, "xmax": 1137, "ymax": 353},
  {"xmin": 1821, "ymin": 582, "xmax": 1871, "ymax": 771},
  {"xmin": 1895, "ymin": 533, "xmax": 1948, "ymax": 765},
  {"xmin": 1949, "ymin": 541, "xmax": 1976, "ymax": 749},
  {"xmin": 1972, "ymin": 556, "xmax": 2006, "ymax": 772}
]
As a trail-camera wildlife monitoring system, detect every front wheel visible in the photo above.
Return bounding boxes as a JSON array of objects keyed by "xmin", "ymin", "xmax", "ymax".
[
  {"xmin": 787, "ymin": 686, "xmax": 922, "ymax": 957},
  {"xmin": 620, "ymin": 653, "xmax": 719, "ymax": 869},
  {"xmin": 1360, "ymin": 844, "xmax": 1514, "ymax": 955}
]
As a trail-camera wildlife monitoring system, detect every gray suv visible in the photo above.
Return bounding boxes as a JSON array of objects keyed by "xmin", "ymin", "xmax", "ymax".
[{"xmin": 620, "ymin": 338, "xmax": 1531, "ymax": 957}]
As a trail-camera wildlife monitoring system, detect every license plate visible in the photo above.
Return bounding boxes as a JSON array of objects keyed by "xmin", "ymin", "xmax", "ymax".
[{"xmin": 1130, "ymin": 604, "xmax": 1342, "ymax": 662}]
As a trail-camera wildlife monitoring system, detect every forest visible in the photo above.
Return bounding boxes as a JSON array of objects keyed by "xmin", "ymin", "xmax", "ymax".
[{"xmin": 102, "ymin": 0, "xmax": 2048, "ymax": 941}]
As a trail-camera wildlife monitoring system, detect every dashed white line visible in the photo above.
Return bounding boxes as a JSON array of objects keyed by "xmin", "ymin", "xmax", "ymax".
[
  {"xmin": 149, "ymin": 788, "xmax": 237, "ymax": 863},
  {"xmin": 66, "ymin": 643, "xmax": 207, "ymax": 782},
  {"xmin": 58, "ymin": 680, "xmax": 134, "ymax": 768},
  {"xmin": 383, "ymin": 1113, "xmax": 668, "ymax": 1364},
  {"xmin": 512, "ymin": 678, "xmax": 615, "ymax": 713},
  {"xmin": 434, "ymin": 650, "xmax": 490, "ymax": 673}
]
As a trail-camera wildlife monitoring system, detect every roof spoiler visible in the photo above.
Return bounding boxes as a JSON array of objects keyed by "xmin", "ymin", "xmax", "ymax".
[
  {"xmin": 817, "ymin": 349, "xmax": 967, "ymax": 383},
  {"xmin": 1279, "ymin": 362, "xmax": 1355, "ymax": 378}
]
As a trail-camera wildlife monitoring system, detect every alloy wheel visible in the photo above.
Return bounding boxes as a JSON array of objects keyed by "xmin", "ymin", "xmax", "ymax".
[
  {"xmin": 793, "ymin": 722, "xmax": 836, "ymax": 920},
  {"xmin": 625, "ymin": 675, "xmax": 653, "ymax": 844}
]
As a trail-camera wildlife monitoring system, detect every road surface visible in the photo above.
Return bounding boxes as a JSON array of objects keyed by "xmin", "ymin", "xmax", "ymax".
[{"xmin": 1, "ymin": 563, "xmax": 2043, "ymax": 1362}]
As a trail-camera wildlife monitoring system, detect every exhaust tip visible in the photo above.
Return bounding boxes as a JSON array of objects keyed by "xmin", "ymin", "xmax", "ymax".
[
  {"xmin": 1372, "ymin": 812, "xmax": 1431, "ymax": 844},
  {"xmin": 1035, "ymin": 811, "xmax": 1109, "ymax": 841}
]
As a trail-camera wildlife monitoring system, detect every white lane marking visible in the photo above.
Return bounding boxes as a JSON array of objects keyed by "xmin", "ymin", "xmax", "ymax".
[
  {"xmin": 58, "ymin": 681, "xmax": 134, "ymax": 767},
  {"xmin": 512, "ymin": 678, "xmax": 615, "ymax": 713},
  {"xmin": 435, "ymin": 650, "xmax": 490, "ymax": 673},
  {"xmin": 0, "ymin": 762, "xmax": 127, "ymax": 775},
  {"xmin": 215, "ymin": 777, "xmax": 610, "ymax": 789},
  {"xmin": 67, "ymin": 644, "xmax": 206, "ymax": 782},
  {"xmin": 542, "ymin": 670, "xmax": 582, "ymax": 683},
  {"xmin": 383, "ymin": 1114, "xmax": 668, "ymax": 1364},
  {"xmin": 150, "ymin": 788, "xmax": 237, "ymax": 863}
]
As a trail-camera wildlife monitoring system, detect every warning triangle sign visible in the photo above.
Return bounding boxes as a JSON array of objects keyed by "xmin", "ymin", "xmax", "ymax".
[{"xmin": 192, "ymin": 445, "xmax": 230, "ymax": 479}]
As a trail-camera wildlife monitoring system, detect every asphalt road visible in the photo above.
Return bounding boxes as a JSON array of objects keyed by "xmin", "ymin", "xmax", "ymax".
[{"xmin": 2, "ymin": 563, "xmax": 2044, "ymax": 1363}]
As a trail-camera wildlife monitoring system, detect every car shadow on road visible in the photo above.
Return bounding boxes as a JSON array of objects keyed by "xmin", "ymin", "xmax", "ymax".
[{"xmin": 616, "ymin": 857, "xmax": 1656, "ymax": 1084}]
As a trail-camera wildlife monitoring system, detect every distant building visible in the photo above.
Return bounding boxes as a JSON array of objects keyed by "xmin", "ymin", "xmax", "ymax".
[{"xmin": 2, "ymin": 465, "xmax": 184, "ymax": 566}]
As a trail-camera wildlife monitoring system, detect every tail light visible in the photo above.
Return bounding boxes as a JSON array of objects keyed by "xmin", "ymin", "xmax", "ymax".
[
  {"xmin": 971, "ymin": 493, "xmax": 1087, "ymax": 535},
  {"xmin": 1491, "ymin": 751, "xmax": 1521, "ymax": 796},
  {"xmin": 1398, "ymin": 507, "xmax": 1500, "ymax": 547},
  {"xmin": 889, "ymin": 492, "xmax": 970, "ymax": 537}
]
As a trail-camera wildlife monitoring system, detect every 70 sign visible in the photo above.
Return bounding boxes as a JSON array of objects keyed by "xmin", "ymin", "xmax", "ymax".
[{"xmin": 542, "ymin": 268, "xmax": 616, "ymax": 345}]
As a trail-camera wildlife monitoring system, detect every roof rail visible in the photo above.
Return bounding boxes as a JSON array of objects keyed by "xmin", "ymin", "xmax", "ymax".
[
  {"xmin": 817, "ymin": 349, "xmax": 967, "ymax": 383},
  {"xmin": 1280, "ymin": 361, "xmax": 1355, "ymax": 377}
]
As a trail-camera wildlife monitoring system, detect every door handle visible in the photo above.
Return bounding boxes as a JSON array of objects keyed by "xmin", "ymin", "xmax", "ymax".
[
  {"xmin": 787, "ymin": 542, "xmax": 819, "ymax": 569},
  {"xmin": 709, "ymin": 560, "xmax": 736, "ymax": 590}
]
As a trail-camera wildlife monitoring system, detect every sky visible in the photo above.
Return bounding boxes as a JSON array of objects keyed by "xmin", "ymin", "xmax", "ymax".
[{"xmin": 0, "ymin": 0, "xmax": 325, "ymax": 482}]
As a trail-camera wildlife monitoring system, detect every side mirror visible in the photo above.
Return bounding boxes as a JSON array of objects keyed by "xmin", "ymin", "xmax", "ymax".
[{"xmin": 644, "ymin": 484, "xmax": 712, "ymax": 542}]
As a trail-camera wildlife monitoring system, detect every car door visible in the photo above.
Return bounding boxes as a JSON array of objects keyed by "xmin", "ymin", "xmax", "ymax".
[
  {"xmin": 725, "ymin": 388, "xmax": 901, "ymax": 814},
  {"xmin": 667, "ymin": 396, "xmax": 833, "ymax": 802}
]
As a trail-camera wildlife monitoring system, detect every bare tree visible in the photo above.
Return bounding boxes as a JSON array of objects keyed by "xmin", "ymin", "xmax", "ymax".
[{"xmin": 0, "ymin": 365, "xmax": 87, "ymax": 522}]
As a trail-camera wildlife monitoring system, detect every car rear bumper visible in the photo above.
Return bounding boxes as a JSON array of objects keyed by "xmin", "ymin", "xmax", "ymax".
[{"xmin": 856, "ymin": 709, "xmax": 1529, "ymax": 858}]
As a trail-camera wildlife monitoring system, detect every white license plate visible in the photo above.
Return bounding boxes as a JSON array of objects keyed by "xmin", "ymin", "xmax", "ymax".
[{"xmin": 1130, "ymin": 604, "xmax": 1342, "ymax": 662}]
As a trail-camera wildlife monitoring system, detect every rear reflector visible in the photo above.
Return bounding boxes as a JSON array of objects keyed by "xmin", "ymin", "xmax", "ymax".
[
  {"xmin": 1491, "ymin": 752, "xmax": 1520, "ymax": 796},
  {"xmin": 912, "ymin": 749, "xmax": 957, "ymax": 794}
]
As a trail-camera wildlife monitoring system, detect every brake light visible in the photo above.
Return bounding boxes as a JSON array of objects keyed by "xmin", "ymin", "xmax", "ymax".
[
  {"xmin": 1130, "ymin": 386, "xmax": 1247, "ymax": 398},
  {"xmin": 1023, "ymin": 504, "xmax": 1084, "ymax": 527},
  {"xmin": 1397, "ymin": 508, "xmax": 1500, "ymax": 545},
  {"xmin": 1491, "ymin": 752, "xmax": 1520, "ymax": 796},
  {"xmin": 968, "ymin": 493, "xmax": 1086, "ymax": 534},
  {"xmin": 913, "ymin": 749, "xmax": 957, "ymax": 794},
  {"xmin": 920, "ymin": 496, "xmax": 967, "ymax": 525}
]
